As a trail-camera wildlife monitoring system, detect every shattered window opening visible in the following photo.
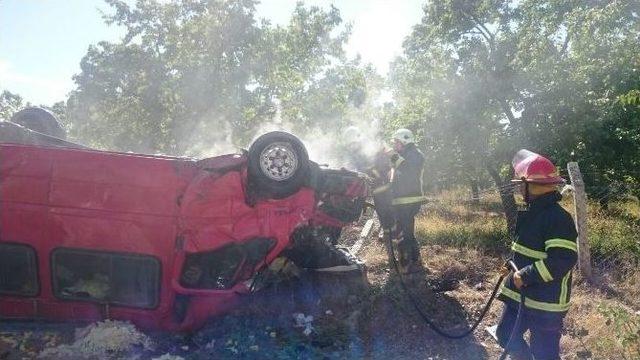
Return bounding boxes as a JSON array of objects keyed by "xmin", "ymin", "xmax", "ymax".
[
  {"xmin": 180, "ymin": 244, "xmax": 245, "ymax": 290},
  {"xmin": 180, "ymin": 238, "xmax": 275, "ymax": 290},
  {"xmin": 52, "ymin": 248, "xmax": 160, "ymax": 309},
  {"xmin": 0, "ymin": 243, "xmax": 39, "ymax": 296}
]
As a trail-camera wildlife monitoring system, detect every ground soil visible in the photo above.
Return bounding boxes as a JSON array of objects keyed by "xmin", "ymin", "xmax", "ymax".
[{"xmin": 0, "ymin": 217, "xmax": 627, "ymax": 359}]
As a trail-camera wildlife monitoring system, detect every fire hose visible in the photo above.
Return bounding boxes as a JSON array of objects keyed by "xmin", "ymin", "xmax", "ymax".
[{"xmin": 387, "ymin": 236, "xmax": 525, "ymax": 359}]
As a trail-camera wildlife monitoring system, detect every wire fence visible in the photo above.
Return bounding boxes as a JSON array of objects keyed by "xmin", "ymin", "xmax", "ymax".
[
  {"xmin": 578, "ymin": 181, "xmax": 640, "ymax": 278},
  {"xmin": 421, "ymin": 166, "xmax": 640, "ymax": 279},
  {"xmin": 369, "ymin": 163, "xmax": 640, "ymax": 358}
]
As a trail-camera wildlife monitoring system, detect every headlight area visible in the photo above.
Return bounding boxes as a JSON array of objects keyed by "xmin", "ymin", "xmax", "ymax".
[
  {"xmin": 178, "ymin": 237, "xmax": 276, "ymax": 291},
  {"xmin": 172, "ymin": 237, "xmax": 276, "ymax": 325},
  {"xmin": 314, "ymin": 168, "xmax": 369, "ymax": 224}
]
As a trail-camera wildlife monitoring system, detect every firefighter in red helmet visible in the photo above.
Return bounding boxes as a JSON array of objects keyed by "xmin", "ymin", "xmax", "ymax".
[{"xmin": 496, "ymin": 150, "xmax": 578, "ymax": 360}]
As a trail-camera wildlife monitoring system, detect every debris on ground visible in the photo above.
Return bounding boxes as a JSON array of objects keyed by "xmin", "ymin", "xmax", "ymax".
[
  {"xmin": 152, "ymin": 354, "xmax": 185, "ymax": 360},
  {"xmin": 293, "ymin": 313, "xmax": 315, "ymax": 336},
  {"xmin": 38, "ymin": 320, "xmax": 153, "ymax": 359}
]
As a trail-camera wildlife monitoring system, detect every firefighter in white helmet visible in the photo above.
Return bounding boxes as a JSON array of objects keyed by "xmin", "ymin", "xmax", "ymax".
[
  {"xmin": 341, "ymin": 126, "xmax": 369, "ymax": 172},
  {"xmin": 389, "ymin": 128, "xmax": 427, "ymax": 273},
  {"xmin": 341, "ymin": 125, "xmax": 395, "ymax": 245}
]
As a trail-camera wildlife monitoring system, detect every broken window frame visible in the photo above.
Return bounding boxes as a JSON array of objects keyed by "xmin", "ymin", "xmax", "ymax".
[
  {"xmin": 179, "ymin": 243, "xmax": 247, "ymax": 290},
  {"xmin": 179, "ymin": 237, "xmax": 276, "ymax": 290},
  {"xmin": 51, "ymin": 248, "xmax": 161, "ymax": 310},
  {"xmin": 0, "ymin": 242, "xmax": 40, "ymax": 297}
]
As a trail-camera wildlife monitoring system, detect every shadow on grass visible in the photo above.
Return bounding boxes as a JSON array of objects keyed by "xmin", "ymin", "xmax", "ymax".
[
  {"xmin": 368, "ymin": 267, "xmax": 490, "ymax": 359},
  {"xmin": 168, "ymin": 265, "xmax": 491, "ymax": 359}
]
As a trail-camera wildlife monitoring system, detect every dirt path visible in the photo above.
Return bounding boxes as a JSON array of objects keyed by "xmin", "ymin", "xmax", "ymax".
[{"xmin": 354, "ymin": 237, "xmax": 507, "ymax": 360}]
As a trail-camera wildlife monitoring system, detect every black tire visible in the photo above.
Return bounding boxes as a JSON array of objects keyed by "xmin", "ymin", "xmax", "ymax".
[
  {"xmin": 10, "ymin": 107, "xmax": 66, "ymax": 139},
  {"xmin": 247, "ymin": 131, "xmax": 310, "ymax": 199}
]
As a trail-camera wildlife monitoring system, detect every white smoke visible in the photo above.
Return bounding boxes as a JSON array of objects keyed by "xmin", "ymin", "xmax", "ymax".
[
  {"xmin": 248, "ymin": 98, "xmax": 386, "ymax": 169},
  {"xmin": 183, "ymin": 118, "xmax": 238, "ymax": 158},
  {"xmin": 175, "ymin": 84, "xmax": 386, "ymax": 171}
]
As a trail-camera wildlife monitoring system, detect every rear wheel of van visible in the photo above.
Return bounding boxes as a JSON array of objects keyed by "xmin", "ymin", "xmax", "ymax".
[
  {"xmin": 248, "ymin": 131, "xmax": 310, "ymax": 199},
  {"xmin": 10, "ymin": 107, "xmax": 66, "ymax": 139}
]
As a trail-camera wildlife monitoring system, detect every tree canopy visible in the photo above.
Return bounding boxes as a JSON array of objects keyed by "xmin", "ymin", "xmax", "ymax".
[
  {"xmin": 60, "ymin": 0, "xmax": 380, "ymax": 157},
  {"xmin": 389, "ymin": 0, "xmax": 640, "ymax": 195},
  {"xmin": 1, "ymin": 0, "xmax": 638, "ymax": 203}
]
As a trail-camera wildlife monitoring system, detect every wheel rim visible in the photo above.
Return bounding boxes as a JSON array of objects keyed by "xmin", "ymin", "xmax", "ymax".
[{"xmin": 259, "ymin": 142, "xmax": 299, "ymax": 181}]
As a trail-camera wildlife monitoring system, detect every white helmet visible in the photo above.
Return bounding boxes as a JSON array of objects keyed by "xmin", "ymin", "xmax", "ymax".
[
  {"xmin": 342, "ymin": 126, "xmax": 362, "ymax": 145},
  {"xmin": 392, "ymin": 128, "xmax": 414, "ymax": 145}
]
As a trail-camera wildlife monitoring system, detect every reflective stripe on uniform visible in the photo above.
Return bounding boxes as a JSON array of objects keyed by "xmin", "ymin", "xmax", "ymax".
[
  {"xmin": 511, "ymin": 242, "xmax": 547, "ymax": 260},
  {"xmin": 391, "ymin": 196, "xmax": 427, "ymax": 205},
  {"xmin": 500, "ymin": 285, "xmax": 571, "ymax": 312},
  {"xmin": 545, "ymin": 239, "xmax": 578, "ymax": 252},
  {"xmin": 560, "ymin": 271, "xmax": 571, "ymax": 304},
  {"xmin": 311, "ymin": 264, "xmax": 360, "ymax": 272},
  {"xmin": 535, "ymin": 260, "xmax": 553, "ymax": 282},
  {"xmin": 373, "ymin": 184, "xmax": 391, "ymax": 195}
]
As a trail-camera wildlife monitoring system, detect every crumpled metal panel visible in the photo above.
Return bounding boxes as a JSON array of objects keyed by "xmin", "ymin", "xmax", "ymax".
[{"xmin": 0, "ymin": 143, "xmax": 321, "ymax": 331}]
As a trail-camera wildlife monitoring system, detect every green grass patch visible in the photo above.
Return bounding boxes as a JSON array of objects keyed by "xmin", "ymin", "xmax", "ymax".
[
  {"xmin": 416, "ymin": 201, "xmax": 511, "ymax": 252},
  {"xmin": 588, "ymin": 201, "xmax": 640, "ymax": 268},
  {"xmin": 417, "ymin": 191, "xmax": 640, "ymax": 268}
]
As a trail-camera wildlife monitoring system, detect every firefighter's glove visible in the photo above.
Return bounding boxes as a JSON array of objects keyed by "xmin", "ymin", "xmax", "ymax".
[
  {"xmin": 389, "ymin": 151, "xmax": 404, "ymax": 169},
  {"xmin": 513, "ymin": 270, "xmax": 525, "ymax": 289}
]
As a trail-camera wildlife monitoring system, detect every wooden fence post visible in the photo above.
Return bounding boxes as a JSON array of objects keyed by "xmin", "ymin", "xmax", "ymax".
[{"xmin": 567, "ymin": 162, "xmax": 593, "ymax": 280}]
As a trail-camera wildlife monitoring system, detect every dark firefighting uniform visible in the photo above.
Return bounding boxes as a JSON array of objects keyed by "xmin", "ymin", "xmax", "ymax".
[
  {"xmin": 345, "ymin": 147, "xmax": 395, "ymax": 232},
  {"xmin": 389, "ymin": 143, "xmax": 427, "ymax": 264},
  {"xmin": 369, "ymin": 149, "xmax": 394, "ymax": 232},
  {"xmin": 497, "ymin": 191, "xmax": 578, "ymax": 360}
]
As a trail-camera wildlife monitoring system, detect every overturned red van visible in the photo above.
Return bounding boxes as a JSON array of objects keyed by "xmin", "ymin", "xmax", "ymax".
[{"xmin": 0, "ymin": 130, "xmax": 367, "ymax": 331}]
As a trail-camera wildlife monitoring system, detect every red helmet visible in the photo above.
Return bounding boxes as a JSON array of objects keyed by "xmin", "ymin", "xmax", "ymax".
[{"xmin": 511, "ymin": 150, "xmax": 565, "ymax": 185}]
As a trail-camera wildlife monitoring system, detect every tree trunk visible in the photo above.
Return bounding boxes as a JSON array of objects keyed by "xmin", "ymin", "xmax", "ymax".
[
  {"xmin": 598, "ymin": 194, "xmax": 609, "ymax": 211},
  {"xmin": 486, "ymin": 165, "xmax": 517, "ymax": 237},
  {"xmin": 470, "ymin": 179, "xmax": 480, "ymax": 206}
]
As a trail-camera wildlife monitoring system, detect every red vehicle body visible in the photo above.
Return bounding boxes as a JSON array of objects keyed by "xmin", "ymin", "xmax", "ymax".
[{"xmin": 0, "ymin": 131, "xmax": 367, "ymax": 331}]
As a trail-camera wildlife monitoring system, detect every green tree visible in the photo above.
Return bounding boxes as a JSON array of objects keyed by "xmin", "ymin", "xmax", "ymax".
[
  {"xmin": 388, "ymin": 0, "xmax": 640, "ymax": 232},
  {"xmin": 66, "ymin": 0, "xmax": 376, "ymax": 156},
  {"xmin": 0, "ymin": 90, "xmax": 24, "ymax": 121}
]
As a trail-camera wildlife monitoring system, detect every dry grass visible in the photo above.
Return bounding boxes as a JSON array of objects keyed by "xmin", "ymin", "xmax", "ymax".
[
  {"xmin": 562, "ymin": 286, "xmax": 630, "ymax": 360},
  {"xmin": 415, "ymin": 202, "xmax": 510, "ymax": 251},
  {"xmin": 358, "ymin": 231, "xmax": 639, "ymax": 358},
  {"xmin": 356, "ymin": 240, "xmax": 503, "ymax": 359},
  {"xmin": 406, "ymin": 191, "xmax": 640, "ymax": 359}
]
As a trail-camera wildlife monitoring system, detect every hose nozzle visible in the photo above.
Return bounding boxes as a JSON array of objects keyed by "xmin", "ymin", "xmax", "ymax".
[{"xmin": 505, "ymin": 260, "xmax": 519, "ymax": 273}]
